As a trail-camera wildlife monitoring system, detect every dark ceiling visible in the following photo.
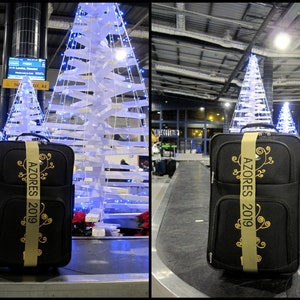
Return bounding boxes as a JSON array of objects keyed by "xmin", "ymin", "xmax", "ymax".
[
  {"xmin": 151, "ymin": 2, "xmax": 300, "ymax": 115},
  {"xmin": 2, "ymin": 2, "xmax": 300, "ymax": 120},
  {"xmin": 0, "ymin": 2, "xmax": 149, "ymax": 83}
]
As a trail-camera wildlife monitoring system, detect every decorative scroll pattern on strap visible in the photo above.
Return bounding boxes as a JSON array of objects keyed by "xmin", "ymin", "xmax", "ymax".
[
  {"xmin": 240, "ymin": 132, "xmax": 259, "ymax": 272},
  {"xmin": 24, "ymin": 141, "xmax": 40, "ymax": 267}
]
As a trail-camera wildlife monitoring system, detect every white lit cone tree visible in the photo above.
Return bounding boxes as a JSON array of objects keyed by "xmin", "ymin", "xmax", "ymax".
[
  {"xmin": 3, "ymin": 76, "xmax": 49, "ymax": 140},
  {"xmin": 43, "ymin": 3, "xmax": 149, "ymax": 223},
  {"xmin": 276, "ymin": 102, "xmax": 298, "ymax": 134},
  {"xmin": 229, "ymin": 54, "xmax": 274, "ymax": 133}
]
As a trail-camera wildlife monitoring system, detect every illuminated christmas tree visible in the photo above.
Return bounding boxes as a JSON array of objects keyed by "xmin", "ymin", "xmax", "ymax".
[
  {"xmin": 276, "ymin": 102, "xmax": 298, "ymax": 134},
  {"xmin": 3, "ymin": 76, "xmax": 49, "ymax": 140},
  {"xmin": 229, "ymin": 54, "xmax": 274, "ymax": 133},
  {"xmin": 43, "ymin": 3, "xmax": 149, "ymax": 222}
]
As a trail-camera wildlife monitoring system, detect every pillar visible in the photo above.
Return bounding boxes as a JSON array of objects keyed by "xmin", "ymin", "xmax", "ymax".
[
  {"xmin": 37, "ymin": 3, "xmax": 49, "ymax": 113},
  {"xmin": 0, "ymin": 3, "xmax": 13, "ymax": 131},
  {"xmin": 0, "ymin": 3, "xmax": 48, "ymax": 131}
]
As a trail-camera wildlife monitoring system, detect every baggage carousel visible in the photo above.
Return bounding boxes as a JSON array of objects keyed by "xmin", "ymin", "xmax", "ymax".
[
  {"xmin": 0, "ymin": 236, "xmax": 149, "ymax": 298},
  {"xmin": 152, "ymin": 160, "xmax": 300, "ymax": 297}
]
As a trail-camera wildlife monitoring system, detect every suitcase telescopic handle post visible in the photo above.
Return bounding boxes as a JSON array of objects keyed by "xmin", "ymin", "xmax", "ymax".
[{"xmin": 15, "ymin": 133, "xmax": 50, "ymax": 142}]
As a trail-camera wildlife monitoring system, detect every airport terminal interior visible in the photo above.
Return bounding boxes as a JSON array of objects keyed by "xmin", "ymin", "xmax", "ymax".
[
  {"xmin": 152, "ymin": 2, "xmax": 300, "ymax": 298},
  {"xmin": 0, "ymin": 2, "xmax": 149, "ymax": 298},
  {"xmin": 2, "ymin": 2, "xmax": 300, "ymax": 298}
]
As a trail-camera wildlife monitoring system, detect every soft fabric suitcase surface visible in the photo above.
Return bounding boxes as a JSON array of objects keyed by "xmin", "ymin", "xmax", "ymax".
[
  {"xmin": 0, "ymin": 134, "xmax": 74, "ymax": 268},
  {"xmin": 155, "ymin": 159, "xmax": 166, "ymax": 176},
  {"xmin": 207, "ymin": 130, "xmax": 300, "ymax": 274},
  {"xmin": 166, "ymin": 158, "xmax": 176, "ymax": 177}
]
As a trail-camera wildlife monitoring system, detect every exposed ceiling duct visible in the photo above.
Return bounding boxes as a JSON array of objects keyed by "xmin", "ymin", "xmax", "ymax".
[
  {"xmin": 152, "ymin": 24, "xmax": 300, "ymax": 58},
  {"xmin": 154, "ymin": 63, "xmax": 241, "ymax": 85},
  {"xmin": 151, "ymin": 87, "xmax": 235, "ymax": 103},
  {"xmin": 152, "ymin": 2, "xmax": 300, "ymax": 107},
  {"xmin": 48, "ymin": 19, "xmax": 149, "ymax": 39},
  {"xmin": 154, "ymin": 63, "xmax": 300, "ymax": 88},
  {"xmin": 48, "ymin": 19, "xmax": 72, "ymax": 30}
]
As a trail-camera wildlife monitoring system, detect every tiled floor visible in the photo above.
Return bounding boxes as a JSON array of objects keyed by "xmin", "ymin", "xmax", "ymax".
[{"xmin": 152, "ymin": 154, "xmax": 300, "ymax": 298}]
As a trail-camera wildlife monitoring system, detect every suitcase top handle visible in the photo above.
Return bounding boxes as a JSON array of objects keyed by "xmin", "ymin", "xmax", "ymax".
[{"xmin": 15, "ymin": 133, "xmax": 50, "ymax": 142}]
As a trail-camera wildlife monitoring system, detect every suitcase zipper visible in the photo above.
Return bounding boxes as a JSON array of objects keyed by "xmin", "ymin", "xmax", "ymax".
[{"xmin": 208, "ymin": 252, "xmax": 213, "ymax": 264}]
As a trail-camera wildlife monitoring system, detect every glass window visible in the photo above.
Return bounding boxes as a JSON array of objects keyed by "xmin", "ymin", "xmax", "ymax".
[
  {"xmin": 179, "ymin": 109, "xmax": 186, "ymax": 121},
  {"xmin": 187, "ymin": 107, "xmax": 205, "ymax": 121},
  {"xmin": 178, "ymin": 127, "xmax": 184, "ymax": 138},
  {"xmin": 151, "ymin": 110, "xmax": 161, "ymax": 121},
  {"xmin": 206, "ymin": 128, "xmax": 222, "ymax": 138},
  {"xmin": 162, "ymin": 110, "xmax": 177, "ymax": 121},
  {"xmin": 187, "ymin": 127, "xmax": 204, "ymax": 138},
  {"xmin": 206, "ymin": 107, "xmax": 224, "ymax": 122}
]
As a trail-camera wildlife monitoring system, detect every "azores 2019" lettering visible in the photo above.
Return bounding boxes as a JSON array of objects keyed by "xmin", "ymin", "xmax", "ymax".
[
  {"xmin": 28, "ymin": 161, "xmax": 39, "ymax": 197},
  {"xmin": 27, "ymin": 161, "xmax": 40, "ymax": 223},
  {"xmin": 241, "ymin": 157, "xmax": 255, "ymax": 227}
]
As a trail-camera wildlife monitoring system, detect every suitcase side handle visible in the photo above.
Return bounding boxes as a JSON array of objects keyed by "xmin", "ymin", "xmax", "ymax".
[
  {"xmin": 15, "ymin": 133, "xmax": 50, "ymax": 142},
  {"xmin": 240, "ymin": 122, "xmax": 278, "ymax": 132}
]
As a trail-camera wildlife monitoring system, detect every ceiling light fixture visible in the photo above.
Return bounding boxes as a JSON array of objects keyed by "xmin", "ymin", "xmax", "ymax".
[
  {"xmin": 115, "ymin": 48, "xmax": 127, "ymax": 61},
  {"xmin": 273, "ymin": 32, "xmax": 291, "ymax": 50}
]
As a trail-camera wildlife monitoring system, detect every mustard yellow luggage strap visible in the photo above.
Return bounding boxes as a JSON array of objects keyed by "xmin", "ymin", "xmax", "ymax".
[
  {"xmin": 24, "ymin": 141, "xmax": 40, "ymax": 267},
  {"xmin": 240, "ymin": 132, "xmax": 258, "ymax": 272}
]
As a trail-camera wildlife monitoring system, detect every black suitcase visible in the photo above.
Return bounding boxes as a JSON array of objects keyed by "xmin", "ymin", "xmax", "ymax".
[
  {"xmin": 166, "ymin": 158, "xmax": 176, "ymax": 177},
  {"xmin": 207, "ymin": 128, "xmax": 300, "ymax": 274},
  {"xmin": 0, "ymin": 133, "xmax": 74, "ymax": 269},
  {"xmin": 154, "ymin": 159, "xmax": 166, "ymax": 176}
]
